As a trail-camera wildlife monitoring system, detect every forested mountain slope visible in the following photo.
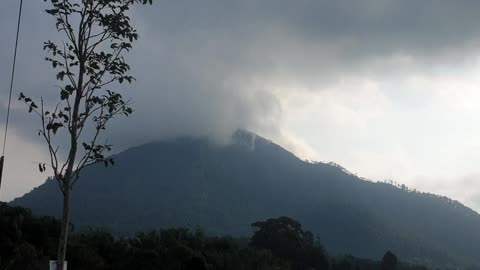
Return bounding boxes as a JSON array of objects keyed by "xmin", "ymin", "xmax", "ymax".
[{"xmin": 12, "ymin": 130, "xmax": 480, "ymax": 268}]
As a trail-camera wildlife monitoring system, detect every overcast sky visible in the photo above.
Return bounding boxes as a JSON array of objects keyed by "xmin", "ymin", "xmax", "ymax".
[{"xmin": 1, "ymin": 0, "xmax": 480, "ymax": 211}]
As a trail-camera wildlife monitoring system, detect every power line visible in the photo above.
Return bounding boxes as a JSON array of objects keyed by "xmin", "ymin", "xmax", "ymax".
[{"xmin": 1, "ymin": 0, "xmax": 24, "ymax": 192}]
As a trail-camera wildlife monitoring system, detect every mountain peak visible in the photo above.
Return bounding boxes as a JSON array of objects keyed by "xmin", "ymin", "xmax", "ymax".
[
  {"xmin": 11, "ymin": 133, "xmax": 480, "ymax": 269},
  {"xmin": 232, "ymin": 129, "xmax": 258, "ymax": 150}
]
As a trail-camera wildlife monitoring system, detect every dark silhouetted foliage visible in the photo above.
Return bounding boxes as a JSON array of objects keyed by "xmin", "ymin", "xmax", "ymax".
[
  {"xmin": 382, "ymin": 251, "xmax": 398, "ymax": 270},
  {"xmin": 0, "ymin": 203, "xmax": 437, "ymax": 270},
  {"xmin": 251, "ymin": 216, "xmax": 329, "ymax": 270}
]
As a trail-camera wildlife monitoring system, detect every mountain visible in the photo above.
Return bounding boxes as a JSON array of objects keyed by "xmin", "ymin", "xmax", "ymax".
[{"xmin": 11, "ymin": 130, "xmax": 480, "ymax": 269}]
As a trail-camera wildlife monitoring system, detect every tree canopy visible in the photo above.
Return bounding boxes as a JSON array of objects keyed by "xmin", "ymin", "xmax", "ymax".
[{"xmin": 1, "ymin": 203, "xmax": 432, "ymax": 270}]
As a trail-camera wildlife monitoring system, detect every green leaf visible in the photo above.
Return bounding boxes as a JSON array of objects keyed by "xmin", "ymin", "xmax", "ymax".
[
  {"xmin": 56, "ymin": 71, "xmax": 65, "ymax": 81},
  {"xmin": 60, "ymin": 90, "xmax": 69, "ymax": 100}
]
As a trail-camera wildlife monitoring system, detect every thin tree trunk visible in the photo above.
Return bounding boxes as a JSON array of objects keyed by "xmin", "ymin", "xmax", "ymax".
[
  {"xmin": 55, "ymin": 38, "xmax": 83, "ymax": 270},
  {"xmin": 57, "ymin": 183, "xmax": 71, "ymax": 270}
]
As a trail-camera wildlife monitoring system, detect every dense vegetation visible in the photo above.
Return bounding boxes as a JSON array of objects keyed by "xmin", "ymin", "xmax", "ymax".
[
  {"xmin": 11, "ymin": 130, "xmax": 480, "ymax": 269},
  {"xmin": 1, "ymin": 203, "xmax": 429, "ymax": 270}
]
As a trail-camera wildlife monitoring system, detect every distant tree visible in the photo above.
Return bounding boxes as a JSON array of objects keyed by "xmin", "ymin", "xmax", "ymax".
[
  {"xmin": 381, "ymin": 251, "xmax": 398, "ymax": 270},
  {"xmin": 184, "ymin": 256, "xmax": 208, "ymax": 270},
  {"xmin": 332, "ymin": 256, "xmax": 354, "ymax": 270},
  {"xmin": 67, "ymin": 230, "xmax": 116, "ymax": 270},
  {"xmin": 4, "ymin": 243, "xmax": 44, "ymax": 270},
  {"xmin": 19, "ymin": 0, "xmax": 152, "ymax": 269},
  {"xmin": 251, "ymin": 216, "xmax": 329, "ymax": 270}
]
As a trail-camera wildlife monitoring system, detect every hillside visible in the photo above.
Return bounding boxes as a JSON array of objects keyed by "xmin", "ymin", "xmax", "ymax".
[{"xmin": 11, "ymin": 130, "xmax": 480, "ymax": 269}]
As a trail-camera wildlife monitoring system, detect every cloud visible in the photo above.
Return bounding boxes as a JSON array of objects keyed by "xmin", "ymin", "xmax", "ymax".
[
  {"xmin": 0, "ymin": 127, "xmax": 49, "ymax": 202},
  {"xmin": 5, "ymin": 0, "xmax": 480, "ymax": 144},
  {"xmin": 118, "ymin": 0, "xmax": 480, "ymax": 141},
  {"xmin": 2, "ymin": 0, "xmax": 480, "ymax": 208}
]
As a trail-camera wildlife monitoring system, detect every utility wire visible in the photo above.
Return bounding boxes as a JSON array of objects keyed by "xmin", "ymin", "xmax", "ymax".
[
  {"xmin": 1, "ymin": 0, "xmax": 24, "ymax": 192},
  {"xmin": 2, "ymin": 0, "xmax": 23, "ymax": 156}
]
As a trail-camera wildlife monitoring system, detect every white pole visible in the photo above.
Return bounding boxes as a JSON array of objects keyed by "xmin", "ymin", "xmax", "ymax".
[{"xmin": 49, "ymin": 261, "xmax": 67, "ymax": 270}]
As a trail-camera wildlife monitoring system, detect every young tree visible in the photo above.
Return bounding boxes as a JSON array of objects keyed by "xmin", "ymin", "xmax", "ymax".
[
  {"xmin": 381, "ymin": 251, "xmax": 398, "ymax": 270},
  {"xmin": 19, "ymin": 0, "xmax": 152, "ymax": 268}
]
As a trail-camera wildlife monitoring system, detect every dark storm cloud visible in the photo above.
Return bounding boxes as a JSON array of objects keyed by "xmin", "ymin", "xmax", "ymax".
[
  {"xmin": 136, "ymin": 0, "xmax": 480, "ymax": 66},
  {"xmin": 111, "ymin": 0, "xmax": 480, "ymax": 146},
  {"xmin": 1, "ymin": 0, "xmax": 57, "ymax": 141},
  {"xmin": 3, "ymin": 0, "xmax": 480, "ymax": 148}
]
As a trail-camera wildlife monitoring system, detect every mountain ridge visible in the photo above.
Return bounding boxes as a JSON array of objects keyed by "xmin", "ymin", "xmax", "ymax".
[{"xmin": 11, "ymin": 130, "xmax": 480, "ymax": 269}]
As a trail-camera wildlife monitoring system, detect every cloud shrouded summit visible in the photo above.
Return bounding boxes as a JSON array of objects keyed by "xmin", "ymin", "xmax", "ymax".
[{"xmin": 1, "ymin": 0, "xmax": 480, "ymax": 210}]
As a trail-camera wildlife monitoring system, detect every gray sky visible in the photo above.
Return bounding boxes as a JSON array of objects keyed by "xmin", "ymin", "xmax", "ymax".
[{"xmin": 1, "ymin": 0, "xmax": 480, "ymax": 211}]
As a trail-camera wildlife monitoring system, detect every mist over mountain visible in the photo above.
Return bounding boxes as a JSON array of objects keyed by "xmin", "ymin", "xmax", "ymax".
[{"xmin": 11, "ymin": 130, "xmax": 480, "ymax": 268}]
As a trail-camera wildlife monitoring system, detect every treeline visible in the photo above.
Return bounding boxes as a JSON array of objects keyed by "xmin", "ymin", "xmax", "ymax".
[{"xmin": 1, "ymin": 203, "xmax": 427, "ymax": 270}]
